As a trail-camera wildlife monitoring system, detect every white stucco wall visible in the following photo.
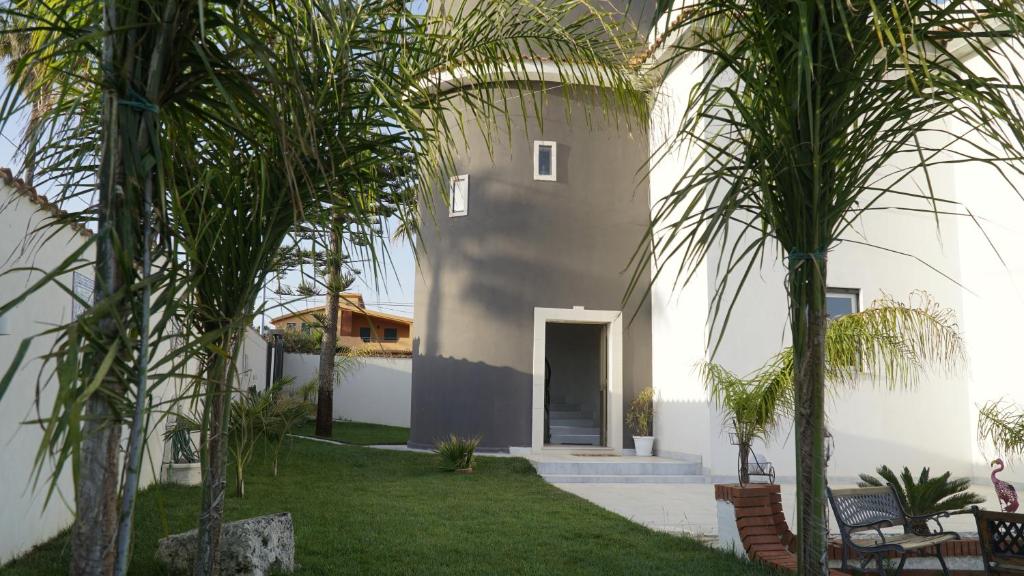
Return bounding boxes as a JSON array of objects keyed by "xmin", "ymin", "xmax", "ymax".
[
  {"xmin": 281, "ymin": 353, "xmax": 412, "ymax": 428},
  {"xmin": 0, "ymin": 186, "xmax": 91, "ymax": 563},
  {"xmin": 648, "ymin": 36, "xmax": 1023, "ymax": 485}
]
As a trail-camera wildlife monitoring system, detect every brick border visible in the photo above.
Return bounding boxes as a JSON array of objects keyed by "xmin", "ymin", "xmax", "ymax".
[{"xmin": 716, "ymin": 484, "xmax": 848, "ymax": 575}]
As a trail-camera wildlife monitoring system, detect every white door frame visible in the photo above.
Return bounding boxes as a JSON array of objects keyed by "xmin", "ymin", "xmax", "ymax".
[{"xmin": 532, "ymin": 306, "xmax": 623, "ymax": 452}]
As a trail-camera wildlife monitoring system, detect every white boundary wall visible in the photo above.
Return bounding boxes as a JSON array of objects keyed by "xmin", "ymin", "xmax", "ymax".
[
  {"xmin": 0, "ymin": 184, "xmax": 175, "ymax": 563},
  {"xmin": 281, "ymin": 353, "xmax": 411, "ymax": 428}
]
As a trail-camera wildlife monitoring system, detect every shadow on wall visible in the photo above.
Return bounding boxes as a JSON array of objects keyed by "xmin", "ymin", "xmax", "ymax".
[
  {"xmin": 409, "ymin": 350, "xmax": 532, "ymax": 452},
  {"xmin": 412, "ymin": 124, "xmax": 654, "ymax": 451}
]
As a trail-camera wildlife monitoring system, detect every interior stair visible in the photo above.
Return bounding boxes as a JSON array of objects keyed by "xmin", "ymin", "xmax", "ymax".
[{"xmin": 547, "ymin": 401, "xmax": 600, "ymax": 446}]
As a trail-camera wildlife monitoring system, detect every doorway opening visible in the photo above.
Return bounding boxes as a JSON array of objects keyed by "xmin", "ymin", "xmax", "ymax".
[
  {"xmin": 544, "ymin": 323, "xmax": 606, "ymax": 446},
  {"xmin": 531, "ymin": 307, "xmax": 622, "ymax": 453}
]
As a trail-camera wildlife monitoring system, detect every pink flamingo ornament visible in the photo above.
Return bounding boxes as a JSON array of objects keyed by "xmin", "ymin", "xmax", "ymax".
[{"xmin": 991, "ymin": 459, "xmax": 1019, "ymax": 513}]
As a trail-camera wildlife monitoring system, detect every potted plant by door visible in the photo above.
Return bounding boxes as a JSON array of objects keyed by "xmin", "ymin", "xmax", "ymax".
[{"xmin": 626, "ymin": 387, "xmax": 655, "ymax": 456}]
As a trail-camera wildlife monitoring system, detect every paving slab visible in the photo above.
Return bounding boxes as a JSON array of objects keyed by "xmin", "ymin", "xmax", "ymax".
[{"xmin": 554, "ymin": 482, "xmax": 1000, "ymax": 538}]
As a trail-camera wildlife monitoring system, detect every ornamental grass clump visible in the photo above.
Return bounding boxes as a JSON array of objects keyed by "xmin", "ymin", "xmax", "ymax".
[
  {"xmin": 626, "ymin": 387, "xmax": 655, "ymax": 437},
  {"xmin": 435, "ymin": 434, "xmax": 481, "ymax": 472}
]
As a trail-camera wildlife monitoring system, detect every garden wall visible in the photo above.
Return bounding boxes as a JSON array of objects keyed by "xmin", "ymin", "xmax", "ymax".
[
  {"xmin": 281, "ymin": 353, "xmax": 412, "ymax": 428},
  {"xmin": 0, "ymin": 177, "xmax": 180, "ymax": 564}
]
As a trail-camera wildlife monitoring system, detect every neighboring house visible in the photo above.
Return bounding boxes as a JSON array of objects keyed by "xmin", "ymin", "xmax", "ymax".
[
  {"xmin": 410, "ymin": 0, "xmax": 1024, "ymax": 485},
  {"xmin": 270, "ymin": 292, "xmax": 413, "ymax": 356}
]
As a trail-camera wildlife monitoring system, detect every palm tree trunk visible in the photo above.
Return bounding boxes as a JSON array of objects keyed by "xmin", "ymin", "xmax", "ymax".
[
  {"xmin": 194, "ymin": 333, "xmax": 241, "ymax": 576},
  {"xmin": 790, "ymin": 255, "xmax": 829, "ymax": 576},
  {"xmin": 315, "ymin": 214, "xmax": 344, "ymax": 438},
  {"xmin": 71, "ymin": 401, "xmax": 121, "ymax": 576},
  {"xmin": 70, "ymin": 3, "xmax": 126, "ymax": 571},
  {"xmin": 738, "ymin": 440, "xmax": 751, "ymax": 486}
]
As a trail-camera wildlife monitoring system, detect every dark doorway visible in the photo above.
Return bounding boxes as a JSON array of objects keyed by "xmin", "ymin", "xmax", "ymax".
[{"xmin": 544, "ymin": 322, "xmax": 605, "ymax": 446}]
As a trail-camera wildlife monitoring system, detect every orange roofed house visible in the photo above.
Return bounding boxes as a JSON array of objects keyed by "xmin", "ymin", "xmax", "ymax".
[{"xmin": 270, "ymin": 293, "xmax": 413, "ymax": 356}]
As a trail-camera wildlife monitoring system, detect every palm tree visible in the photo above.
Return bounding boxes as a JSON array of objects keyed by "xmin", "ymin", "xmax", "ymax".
[
  {"xmin": 2, "ymin": 2, "xmax": 646, "ymax": 575},
  {"xmin": 643, "ymin": 2, "xmax": 1024, "ymax": 573},
  {"xmin": 701, "ymin": 362, "xmax": 794, "ymax": 485},
  {"xmin": 703, "ymin": 294, "xmax": 963, "ymax": 485},
  {"xmin": 978, "ymin": 400, "xmax": 1024, "ymax": 459}
]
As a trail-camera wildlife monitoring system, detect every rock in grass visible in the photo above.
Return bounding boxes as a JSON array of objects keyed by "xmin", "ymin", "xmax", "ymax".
[{"xmin": 155, "ymin": 512, "xmax": 296, "ymax": 575}]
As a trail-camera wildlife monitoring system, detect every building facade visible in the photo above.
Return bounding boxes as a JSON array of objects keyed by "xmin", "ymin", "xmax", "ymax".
[{"xmin": 410, "ymin": 1, "xmax": 1024, "ymax": 484}]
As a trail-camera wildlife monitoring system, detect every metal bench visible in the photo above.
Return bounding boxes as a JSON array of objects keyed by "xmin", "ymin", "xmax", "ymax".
[
  {"xmin": 827, "ymin": 485, "xmax": 960, "ymax": 576},
  {"xmin": 974, "ymin": 507, "xmax": 1024, "ymax": 574}
]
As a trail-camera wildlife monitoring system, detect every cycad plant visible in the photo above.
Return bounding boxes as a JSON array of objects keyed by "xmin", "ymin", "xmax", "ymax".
[
  {"xmin": 644, "ymin": 2, "xmax": 1024, "ymax": 572},
  {"xmin": 858, "ymin": 465, "xmax": 983, "ymax": 534}
]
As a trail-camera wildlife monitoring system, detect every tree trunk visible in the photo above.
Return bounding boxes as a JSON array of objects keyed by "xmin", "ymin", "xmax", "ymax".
[
  {"xmin": 790, "ymin": 254, "xmax": 829, "ymax": 576},
  {"xmin": 194, "ymin": 335, "xmax": 240, "ymax": 576},
  {"xmin": 738, "ymin": 441, "xmax": 751, "ymax": 486},
  {"xmin": 71, "ymin": 400, "xmax": 121, "ymax": 576},
  {"xmin": 70, "ymin": 3, "xmax": 125, "ymax": 572},
  {"xmin": 315, "ymin": 215, "xmax": 344, "ymax": 438}
]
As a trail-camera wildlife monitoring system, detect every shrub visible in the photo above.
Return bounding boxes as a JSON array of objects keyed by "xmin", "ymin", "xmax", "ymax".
[
  {"xmin": 282, "ymin": 330, "xmax": 323, "ymax": 353},
  {"xmin": 626, "ymin": 387, "xmax": 655, "ymax": 437},
  {"xmin": 858, "ymin": 465, "xmax": 984, "ymax": 533},
  {"xmin": 435, "ymin": 434, "xmax": 480, "ymax": 471}
]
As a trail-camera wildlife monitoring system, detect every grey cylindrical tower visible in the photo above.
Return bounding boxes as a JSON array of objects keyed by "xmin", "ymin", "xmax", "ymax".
[{"xmin": 410, "ymin": 1, "xmax": 655, "ymax": 451}]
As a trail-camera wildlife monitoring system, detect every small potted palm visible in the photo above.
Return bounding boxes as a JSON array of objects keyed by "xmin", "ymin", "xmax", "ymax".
[{"xmin": 626, "ymin": 387, "xmax": 655, "ymax": 456}]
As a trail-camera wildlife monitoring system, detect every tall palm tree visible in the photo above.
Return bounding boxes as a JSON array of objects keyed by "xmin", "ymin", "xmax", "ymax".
[
  {"xmin": 702, "ymin": 294, "xmax": 964, "ymax": 484},
  {"xmin": 0, "ymin": 1, "xmax": 364, "ymax": 574},
  {"xmin": 642, "ymin": 2, "xmax": 1024, "ymax": 572}
]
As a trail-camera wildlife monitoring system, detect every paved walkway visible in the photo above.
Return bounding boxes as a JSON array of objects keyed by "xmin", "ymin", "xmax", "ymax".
[{"xmin": 554, "ymin": 482, "xmax": 997, "ymax": 538}]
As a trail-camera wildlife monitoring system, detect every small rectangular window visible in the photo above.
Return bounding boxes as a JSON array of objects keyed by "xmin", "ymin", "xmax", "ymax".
[
  {"xmin": 826, "ymin": 288, "xmax": 860, "ymax": 319},
  {"xmin": 383, "ymin": 327, "xmax": 398, "ymax": 342},
  {"xmin": 449, "ymin": 175, "xmax": 469, "ymax": 217},
  {"xmin": 359, "ymin": 326, "xmax": 372, "ymax": 342},
  {"xmin": 286, "ymin": 323, "xmax": 297, "ymax": 332},
  {"xmin": 534, "ymin": 141, "xmax": 557, "ymax": 181},
  {"xmin": 301, "ymin": 323, "xmax": 311, "ymax": 335}
]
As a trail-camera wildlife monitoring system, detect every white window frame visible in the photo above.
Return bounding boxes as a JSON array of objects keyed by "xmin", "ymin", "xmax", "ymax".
[
  {"xmin": 449, "ymin": 174, "xmax": 469, "ymax": 217},
  {"xmin": 826, "ymin": 288, "xmax": 860, "ymax": 319},
  {"xmin": 533, "ymin": 141, "xmax": 557, "ymax": 181}
]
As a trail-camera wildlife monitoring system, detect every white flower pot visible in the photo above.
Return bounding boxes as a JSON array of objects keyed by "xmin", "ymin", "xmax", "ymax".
[
  {"xmin": 633, "ymin": 435, "xmax": 655, "ymax": 457},
  {"xmin": 163, "ymin": 462, "xmax": 202, "ymax": 486}
]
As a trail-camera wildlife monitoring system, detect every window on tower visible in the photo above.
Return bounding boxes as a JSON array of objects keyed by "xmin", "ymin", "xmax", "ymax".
[
  {"xmin": 534, "ymin": 141, "xmax": 557, "ymax": 181},
  {"xmin": 449, "ymin": 174, "xmax": 469, "ymax": 217}
]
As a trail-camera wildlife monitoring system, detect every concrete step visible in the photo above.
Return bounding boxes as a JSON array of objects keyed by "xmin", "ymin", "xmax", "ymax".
[
  {"xmin": 549, "ymin": 425, "xmax": 600, "ymax": 436},
  {"xmin": 548, "ymin": 403, "xmax": 581, "ymax": 412},
  {"xmin": 549, "ymin": 412, "xmax": 593, "ymax": 421},
  {"xmin": 548, "ymin": 417, "xmax": 597, "ymax": 427},
  {"xmin": 549, "ymin": 434, "xmax": 601, "ymax": 446},
  {"xmin": 541, "ymin": 474, "xmax": 707, "ymax": 484},
  {"xmin": 533, "ymin": 460, "xmax": 702, "ymax": 476}
]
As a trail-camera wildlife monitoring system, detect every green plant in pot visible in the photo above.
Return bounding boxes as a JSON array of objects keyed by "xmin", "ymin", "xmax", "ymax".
[{"xmin": 626, "ymin": 387, "xmax": 655, "ymax": 456}]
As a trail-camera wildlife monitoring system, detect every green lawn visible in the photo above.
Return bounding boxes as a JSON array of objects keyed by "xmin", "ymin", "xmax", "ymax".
[
  {"xmin": 3, "ymin": 439, "xmax": 778, "ymax": 575},
  {"xmin": 296, "ymin": 419, "xmax": 410, "ymax": 445}
]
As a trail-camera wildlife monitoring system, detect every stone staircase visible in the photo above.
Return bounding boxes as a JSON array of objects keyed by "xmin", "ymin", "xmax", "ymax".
[
  {"xmin": 529, "ymin": 454, "xmax": 706, "ymax": 484},
  {"xmin": 547, "ymin": 401, "xmax": 600, "ymax": 446}
]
